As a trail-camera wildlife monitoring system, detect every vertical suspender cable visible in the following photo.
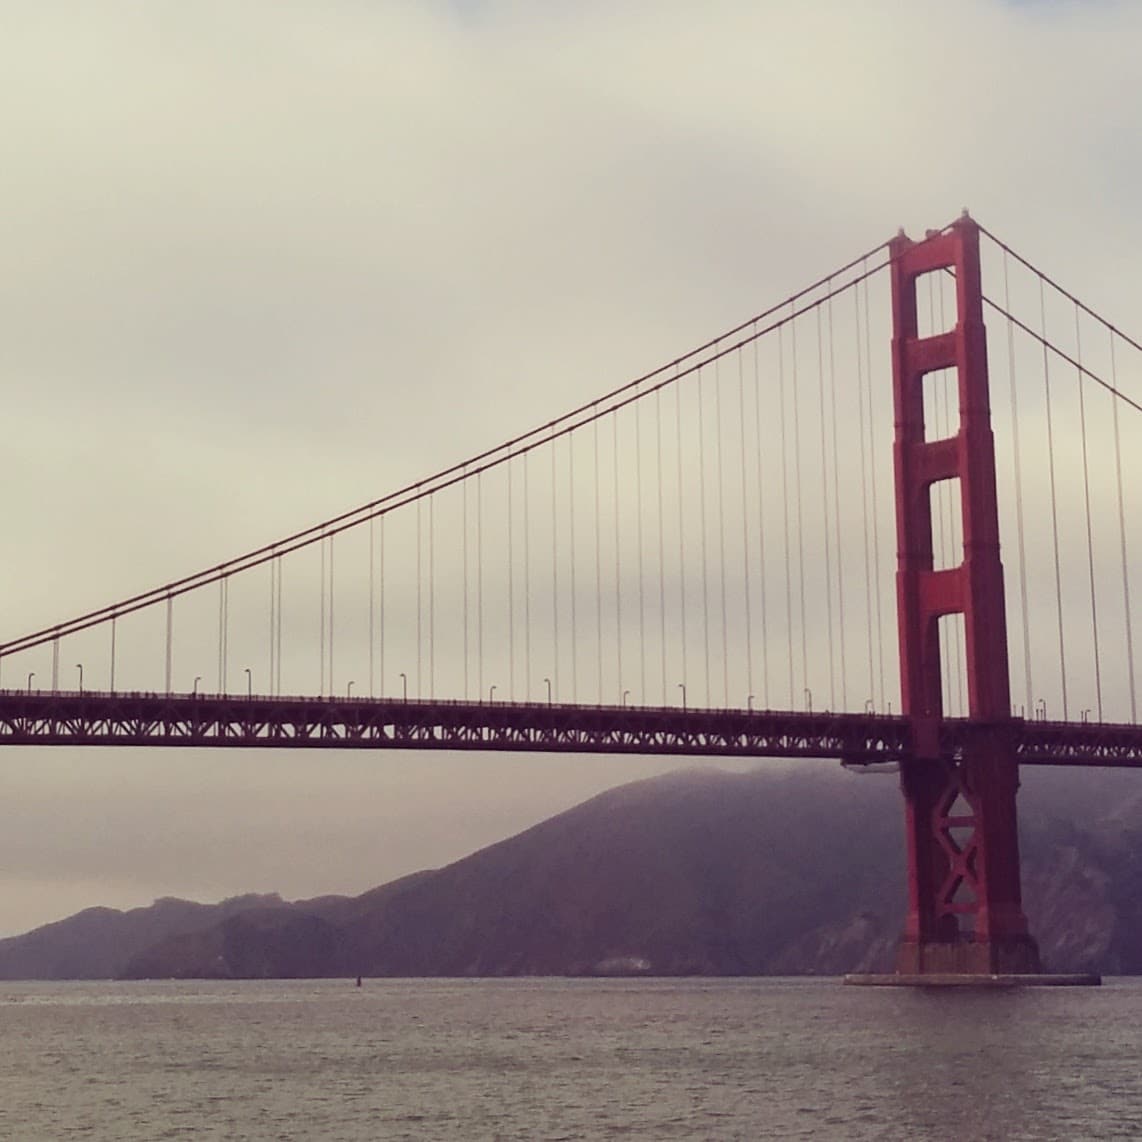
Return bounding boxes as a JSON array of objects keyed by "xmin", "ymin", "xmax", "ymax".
[
  {"xmin": 369, "ymin": 518, "xmax": 375, "ymax": 697},
  {"xmin": 1040, "ymin": 278, "xmax": 1069, "ymax": 718},
  {"xmin": 863, "ymin": 271, "xmax": 887, "ymax": 706},
  {"xmin": 613, "ymin": 411, "xmax": 622, "ymax": 696},
  {"xmin": 715, "ymin": 351, "xmax": 730, "ymax": 707},
  {"xmin": 636, "ymin": 386, "xmax": 646, "ymax": 703},
  {"xmin": 478, "ymin": 470, "xmax": 485, "ymax": 701},
  {"xmin": 753, "ymin": 331, "xmax": 769, "ymax": 707},
  {"xmin": 166, "ymin": 593, "xmax": 173, "ymax": 695},
  {"xmin": 697, "ymin": 364, "xmax": 712, "ymax": 706},
  {"xmin": 827, "ymin": 292, "xmax": 847, "ymax": 709},
  {"xmin": 738, "ymin": 349, "xmax": 753, "ymax": 703},
  {"xmin": 524, "ymin": 451, "xmax": 532, "ymax": 700},
  {"xmin": 675, "ymin": 380, "xmax": 687, "ymax": 697},
  {"xmin": 1110, "ymin": 333, "xmax": 1137, "ymax": 721},
  {"xmin": 379, "ymin": 517, "xmax": 385, "ymax": 697},
  {"xmin": 269, "ymin": 560, "xmax": 275, "ymax": 697},
  {"xmin": 569, "ymin": 431, "xmax": 578, "ymax": 704},
  {"xmin": 266, "ymin": 560, "xmax": 274, "ymax": 697},
  {"xmin": 657, "ymin": 381, "xmax": 668, "ymax": 705},
  {"xmin": 549, "ymin": 438, "xmax": 558, "ymax": 700},
  {"xmin": 429, "ymin": 495, "xmax": 435, "ymax": 699},
  {"xmin": 275, "ymin": 556, "xmax": 283, "ymax": 696},
  {"xmin": 1074, "ymin": 305, "xmax": 1103, "ymax": 719},
  {"xmin": 267, "ymin": 553, "xmax": 275, "ymax": 695},
  {"xmin": 594, "ymin": 411, "xmax": 603, "ymax": 703},
  {"xmin": 816, "ymin": 306, "xmax": 835, "ymax": 710},
  {"xmin": 462, "ymin": 471, "xmax": 469, "ymax": 700},
  {"xmin": 1004, "ymin": 255, "xmax": 1033, "ymax": 715},
  {"xmin": 854, "ymin": 285, "xmax": 875, "ymax": 706},
  {"xmin": 265, "ymin": 562, "xmax": 272, "ymax": 697},
  {"xmin": 779, "ymin": 326, "xmax": 794, "ymax": 707},
  {"xmin": 416, "ymin": 498, "xmax": 422, "ymax": 699},
  {"xmin": 508, "ymin": 454, "xmax": 515, "ymax": 701},
  {"xmin": 791, "ymin": 311, "xmax": 808, "ymax": 705},
  {"xmin": 220, "ymin": 575, "xmax": 229, "ymax": 693},
  {"xmin": 222, "ymin": 577, "xmax": 229, "ymax": 692},
  {"xmin": 328, "ymin": 533, "xmax": 335, "ymax": 696},
  {"xmin": 319, "ymin": 534, "xmax": 326, "ymax": 696},
  {"xmin": 110, "ymin": 613, "xmax": 117, "ymax": 694}
]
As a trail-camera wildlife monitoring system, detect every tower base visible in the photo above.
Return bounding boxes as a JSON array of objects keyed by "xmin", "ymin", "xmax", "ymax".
[{"xmin": 896, "ymin": 933, "xmax": 1042, "ymax": 976}]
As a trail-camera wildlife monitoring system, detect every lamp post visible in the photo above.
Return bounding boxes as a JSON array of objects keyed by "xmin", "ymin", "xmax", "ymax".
[
  {"xmin": 489, "ymin": 684, "xmax": 497, "ymax": 703},
  {"xmin": 678, "ymin": 682, "xmax": 686, "ymax": 709},
  {"xmin": 399, "ymin": 672, "xmax": 408, "ymax": 701},
  {"xmin": 804, "ymin": 688, "xmax": 813, "ymax": 714},
  {"xmin": 76, "ymin": 663, "xmax": 83, "ymax": 694},
  {"xmin": 27, "ymin": 672, "xmax": 34, "ymax": 693},
  {"xmin": 347, "ymin": 680, "xmax": 355, "ymax": 698},
  {"xmin": 622, "ymin": 689, "xmax": 630, "ymax": 706},
  {"xmin": 244, "ymin": 668, "xmax": 252, "ymax": 699},
  {"xmin": 543, "ymin": 677, "xmax": 552, "ymax": 705},
  {"xmin": 747, "ymin": 694, "xmax": 755, "ymax": 712},
  {"xmin": 193, "ymin": 675, "xmax": 202, "ymax": 697}
]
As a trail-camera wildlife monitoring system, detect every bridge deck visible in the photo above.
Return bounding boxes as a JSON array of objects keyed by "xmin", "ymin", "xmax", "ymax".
[{"xmin": 0, "ymin": 692, "xmax": 1138, "ymax": 766}]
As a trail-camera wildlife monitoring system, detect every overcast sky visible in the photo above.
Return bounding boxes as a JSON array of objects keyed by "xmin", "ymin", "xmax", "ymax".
[{"xmin": 2, "ymin": 0, "xmax": 1141, "ymax": 937}]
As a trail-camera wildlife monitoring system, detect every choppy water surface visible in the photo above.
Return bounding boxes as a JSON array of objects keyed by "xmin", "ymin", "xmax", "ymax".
[{"xmin": 2, "ymin": 977, "xmax": 1141, "ymax": 1140}]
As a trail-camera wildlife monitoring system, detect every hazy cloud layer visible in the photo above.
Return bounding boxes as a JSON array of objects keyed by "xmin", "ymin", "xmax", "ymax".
[{"xmin": 1, "ymin": 0, "xmax": 1140, "ymax": 934}]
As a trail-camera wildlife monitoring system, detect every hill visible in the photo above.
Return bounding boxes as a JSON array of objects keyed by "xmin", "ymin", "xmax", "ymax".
[
  {"xmin": 0, "ymin": 893, "xmax": 296, "ymax": 979},
  {"xmin": 4, "ymin": 764, "xmax": 1142, "ymax": 979}
]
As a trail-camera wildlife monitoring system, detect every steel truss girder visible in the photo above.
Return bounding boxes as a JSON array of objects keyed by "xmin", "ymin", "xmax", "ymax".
[
  {"xmin": 0, "ymin": 692, "xmax": 911, "ymax": 759},
  {"xmin": 0, "ymin": 693, "xmax": 1137, "ymax": 766}
]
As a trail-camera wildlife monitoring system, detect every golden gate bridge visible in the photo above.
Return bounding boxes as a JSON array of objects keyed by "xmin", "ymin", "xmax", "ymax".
[{"xmin": 4, "ymin": 214, "xmax": 1141, "ymax": 979}]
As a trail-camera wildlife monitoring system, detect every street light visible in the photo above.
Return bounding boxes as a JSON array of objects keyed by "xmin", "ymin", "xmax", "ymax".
[
  {"xmin": 76, "ymin": 664, "xmax": 84, "ymax": 694},
  {"xmin": 347, "ymin": 680, "xmax": 355, "ymax": 698},
  {"xmin": 622, "ymin": 689, "xmax": 630, "ymax": 706},
  {"xmin": 747, "ymin": 694, "xmax": 755, "ymax": 711},
  {"xmin": 27, "ymin": 672, "xmax": 34, "ymax": 693},
  {"xmin": 678, "ymin": 682, "xmax": 686, "ymax": 709},
  {"xmin": 489, "ymin": 684, "xmax": 497, "ymax": 703},
  {"xmin": 399, "ymin": 672, "xmax": 408, "ymax": 701},
  {"xmin": 543, "ymin": 677, "xmax": 552, "ymax": 704},
  {"xmin": 193, "ymin": 675, "xmax": 202, "ymax": 697},
  {"xmin": 244, "ymin": 668, "xmax": 252, "ymax": 698},
  {"xmin": 804, "ymin": 688, "xmax": 813, "ymax": 713}
]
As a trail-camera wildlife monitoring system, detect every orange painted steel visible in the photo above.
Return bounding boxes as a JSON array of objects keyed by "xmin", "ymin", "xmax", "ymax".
[{"xmin": 889, "ymin": 216, "xmax": 1040, "ymax": 975}]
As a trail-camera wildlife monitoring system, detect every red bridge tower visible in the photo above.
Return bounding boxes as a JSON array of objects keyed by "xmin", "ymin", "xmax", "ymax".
[{"xmin": 890, "ymin": 215, "xmax": 1041, "ymax": 975}]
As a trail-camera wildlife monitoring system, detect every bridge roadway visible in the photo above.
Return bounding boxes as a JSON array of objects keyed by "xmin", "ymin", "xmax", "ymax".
[{"xmin": 0, "ymin": 691, "xmax": 1138, "ymax": 766}]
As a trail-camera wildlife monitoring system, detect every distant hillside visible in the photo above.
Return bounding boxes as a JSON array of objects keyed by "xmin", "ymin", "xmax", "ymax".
[
  {"xmin": 0, "ymin": 893, "xmax": 298, "ymax": 979},
  {"xmin": 5, "ymin": 765, "xmax": 1142, "ymax": 979},
  {"xmin": 328, "ymin": 766, "xmax": 907, "ymax": 978}
]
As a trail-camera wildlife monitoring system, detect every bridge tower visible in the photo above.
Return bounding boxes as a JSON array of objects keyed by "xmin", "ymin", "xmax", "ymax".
[{"xmin": 889, "ymin": 214, "xmax": 1041, "ymax": 975}]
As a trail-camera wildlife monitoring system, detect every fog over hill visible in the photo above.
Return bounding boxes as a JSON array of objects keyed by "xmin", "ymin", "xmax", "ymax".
[{"xmin": 2, "ymin": 765, "xmax": 1140, "ymax": 980}]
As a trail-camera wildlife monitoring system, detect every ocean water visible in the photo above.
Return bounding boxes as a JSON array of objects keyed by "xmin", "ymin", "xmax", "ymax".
[{"xmin": 2, "ymin": 977, "xmax": 1140, "ymax": 1140}]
